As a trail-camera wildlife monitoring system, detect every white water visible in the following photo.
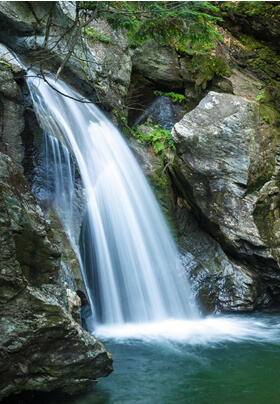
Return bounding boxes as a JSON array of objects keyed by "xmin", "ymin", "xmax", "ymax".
[
  {"xmin": 26, "ymin": 71, "xmax": 198, "ymax": 327},
  {"xmin": 94, "ymin": 315, "xmax": 280, "ymax": 345}
]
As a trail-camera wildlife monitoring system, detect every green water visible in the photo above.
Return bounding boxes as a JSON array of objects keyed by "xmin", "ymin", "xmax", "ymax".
[{"xmin": 46, "ymin": 314, "xmax": 280, "ymax": 404}]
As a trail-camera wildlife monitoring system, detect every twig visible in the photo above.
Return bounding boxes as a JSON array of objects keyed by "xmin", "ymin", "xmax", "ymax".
[{"xmin": 55, "ymin": 7, "xmax": 98, "ymax": 81}]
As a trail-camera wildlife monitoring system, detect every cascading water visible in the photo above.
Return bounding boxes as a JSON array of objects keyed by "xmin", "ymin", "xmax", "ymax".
[{"xmin": 26, "ymin": 70, "xmax": 198, "ymax": 327}]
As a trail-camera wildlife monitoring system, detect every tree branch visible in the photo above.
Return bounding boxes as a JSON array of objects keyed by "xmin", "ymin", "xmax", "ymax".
[{"xmin": 55, "ymin": 6, "xmax": 98, "ymax": 81}]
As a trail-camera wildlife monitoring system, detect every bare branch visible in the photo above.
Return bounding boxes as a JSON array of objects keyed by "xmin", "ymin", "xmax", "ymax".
[
  {"xmin": 43, "ymin": 2, "xmax": 56, "ymax": 47},
  {"xmin": 55, "ymin": 6, "xmax": 98, "ymax": 81}
]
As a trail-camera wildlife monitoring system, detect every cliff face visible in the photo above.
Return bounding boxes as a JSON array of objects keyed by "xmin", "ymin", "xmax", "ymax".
[{"xmin": 0, "ymin": 152, "xmax": 113, "ymax": 401}]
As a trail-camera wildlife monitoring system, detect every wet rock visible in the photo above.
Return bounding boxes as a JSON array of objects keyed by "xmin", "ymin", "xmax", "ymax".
[
  {"xmin": 133, "ymin": 96, "xmax": 184, "ymax": 130},
  {"xmin": 129, "ymin": 137, "xmax": 178, "ymax": 236},
  {"xmin": 0, "ymin": 153, "xmax": 113, "ymax": 401}
]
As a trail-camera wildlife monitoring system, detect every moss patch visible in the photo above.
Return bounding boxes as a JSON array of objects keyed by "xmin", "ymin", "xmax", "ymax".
[
  {"xmin": 148, "ymin": 158, "xmax": 178, "ymax": 239},
  {"xmin": 237, "ymin": 33, "xmax": 280, "ymax": 109}
]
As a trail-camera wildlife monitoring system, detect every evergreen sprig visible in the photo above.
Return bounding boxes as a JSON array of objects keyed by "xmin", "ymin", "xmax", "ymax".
[{"xmin": 77, "ymin": 1, "xmax": 222, "ymax": 48}]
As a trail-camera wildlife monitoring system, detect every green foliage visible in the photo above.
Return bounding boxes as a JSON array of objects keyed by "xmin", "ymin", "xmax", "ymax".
[
  {"xmin": 112, "ymin": 109, "xmax": 133, "ymax": 137},
  {"xmin": 237, "ymin": 33, "xmax": 280, "ymax": 110},
  {"xmin": 186, "ymin": 53, "xmax": 232, "ymax": 90},
  {"xmin": 77, "ymin": 1, "xmax": 223, "ymax": 48},
  {"xmin": 134, "ymin": 124, "xmax": 175, "ymax": 156},
  {"xmin": 235, "ymin": 2, "xmax": 278, "ymax": 18},
  {"xmin": 263, "ymin": 115, "xmax": 270, "ymax": 124},
  {"xmin": 0, "ymin": 58, "xmax": 12, "ymax": 68},
  {"xmin": 81, "ymin": 26, "xmax": 110, "ymax": 43},
  {"xmin": 256, "ymin": 90, "xmax": 266, "ymax": 103},
  {"xmin": 153, "ymin": 91, "xmax": 185, "ymax": 103}
]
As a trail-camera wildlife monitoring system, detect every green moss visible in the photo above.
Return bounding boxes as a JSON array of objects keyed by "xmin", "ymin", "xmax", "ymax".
[
  {"xmin": 235, "ymin": 2, "xmax": 280, "ymax": 19},
  {"xmin": 181, "ymin": 52, "xmax": 232, "ymax": 91},
  {"xmin": 237, "ymin": 33, "xmax": 280, "ymax": 109},
  {"xmin": 81, "ymin": 27, "xmax": 111, "ymax": 43},
  {"xmin": 247, "ymin": 171, "xmax": 274, "ymax": 195},
  {"xmin": 149, "ymin": 161, "xmax": 178, "ymax": 239},
  {"xmin": 254, "ymin": 194, "xmax": 280, "ymax": 248}
]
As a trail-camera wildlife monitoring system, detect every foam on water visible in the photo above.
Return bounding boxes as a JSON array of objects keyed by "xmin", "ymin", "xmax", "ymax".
[{"xmin": 94, "ymin": 315, "xmax": 280, "ymax": 345}]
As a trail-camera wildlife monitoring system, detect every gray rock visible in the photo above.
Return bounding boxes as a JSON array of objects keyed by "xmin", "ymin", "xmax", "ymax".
[
  {"xmin": 132, "ymin": 40, "xmax": 183, "ymax": 89},
  {"xmin": 172, "ymin": 92, "xmax": 277, "ymax": 254},
  {"xmin": 177, "ymin": 197, "xmax": 268, "ymax": 313},
  {"xmin": 171, "ymin": 91, "xmax": 280, "ymax": 310},
  {"xmin": 0, "ymin": 48, "xmax": 26, "ymax": 172},
  {"xmin": 0, "ymin": 153, "xmax": 113, "ymax": 400},
  {"xmin": 0, "ymin": 2, "xmax": 132, "ymax": 112}
]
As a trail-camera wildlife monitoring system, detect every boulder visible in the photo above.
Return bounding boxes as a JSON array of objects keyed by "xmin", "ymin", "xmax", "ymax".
[
  {"xmin": 171, "ymin": 91, "xmax": 280, "ymax": 309},
  {"xmin": 132, "ymin": 40, "xmax": 183, "ymax": 89},
  {"xmin": 177, "ymin": 197, "xmax": 267, "ymax": 313},
  {"xmin": 0, "ymin": 153, "xmax": 113, "ymax": 400}
]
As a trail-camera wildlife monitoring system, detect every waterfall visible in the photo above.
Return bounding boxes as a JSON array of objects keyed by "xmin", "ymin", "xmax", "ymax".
[{"xmin": 26, "ymin": 70, "xmax": 198, "ymax": 327}]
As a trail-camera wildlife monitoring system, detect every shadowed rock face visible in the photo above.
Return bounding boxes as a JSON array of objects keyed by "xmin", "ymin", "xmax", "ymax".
[
  {"xmin": 0, "ymin": 153, "xmax": 113, "ymax": 401},
  {"xmin": 170, "ymin": 91, "xmax": 280, "ymax": 311}
]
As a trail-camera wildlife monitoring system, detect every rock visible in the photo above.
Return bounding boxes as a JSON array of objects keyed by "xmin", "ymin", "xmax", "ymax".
[
  {"xmin": 0, "ymin": 153, "xmax": 113, "ymax": 400},
  {"xmin": 216, "ymin": 23, "xmax": 280, "ymax": 109},
  {"xmin": 171, "ymin": 91, "xmax": 280, "ymax": 309},
  {"xmin": 84, "ymin": 18, "xmax": 132, "ymax": 112},
  {"xmin": 0, "ymin": 1, "xmax": 37, "ymax": 35},
  {"xmin": 177, "ymin": 197, "xmax": 268, "ymax": 313},
  {"xmin": 133, "ymin": 96, "xmax": 184, "ymax": 130},
  {"xmin": 129, "ymin": 137, "xmax": 178, "ymax": 235},
  {"xmin": 0, "ymin": 2, "xmax": 132, "ymax": 112},
  {"xmin": 0, "ymin": 46, "xmax": 26, "ymax": 172},
  {"xmin": 132, "ymin": 40, "xmax": 183, "ymax": 89},
  {"xmin": 219, "ymin": 2, "xmax": 280, "ymax": 53}
]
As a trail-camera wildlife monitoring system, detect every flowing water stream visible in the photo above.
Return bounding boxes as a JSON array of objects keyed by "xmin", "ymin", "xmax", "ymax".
[
  {"xmin": 25, "ymin": 71, "xmax": 280, "ymax": 403},
  {"xmin": 26, "ymin": 70, "xmax": 198, "ymax": 327}
]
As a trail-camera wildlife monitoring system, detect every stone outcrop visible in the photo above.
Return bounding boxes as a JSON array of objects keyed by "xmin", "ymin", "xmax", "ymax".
[
  {"xmin": 219, "ymin": 2, "xmax": 280, "ymax": 52},
  {"xmin": 0, "ymin": 153, "xmax": 113, "ymax": 401},
  {"xmin": 171, "ymin": 91, "xmax": 280, "ymax": 310},
  {"xmin": 0, "ymin": 1, "xmax": 132, "ymax": 113},
  {"xmin": 0, "ymin": 45, "xmax": 26, "ymax": 172},
  {"xmin": 132, "ymin": 40, "xmax": 183, "ymax": 89},
  {"xmin": 0, "ymin": 44, "xmax": 113, "ymax": 401}
]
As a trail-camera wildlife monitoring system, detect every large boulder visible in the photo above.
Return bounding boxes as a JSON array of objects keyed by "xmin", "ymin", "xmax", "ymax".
[
  {"xmin": 0, "ymin": 153, "xmax": 113, "ymax": 400},
  {"xmin": 171, "ymin": 91, "xmax": 280, "ymax": 309}
]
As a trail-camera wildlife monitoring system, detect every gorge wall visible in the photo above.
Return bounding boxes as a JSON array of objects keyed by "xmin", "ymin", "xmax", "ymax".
[{"xmin": 1, "ymin": 0, "xmax": 280, "ymax": 400}]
